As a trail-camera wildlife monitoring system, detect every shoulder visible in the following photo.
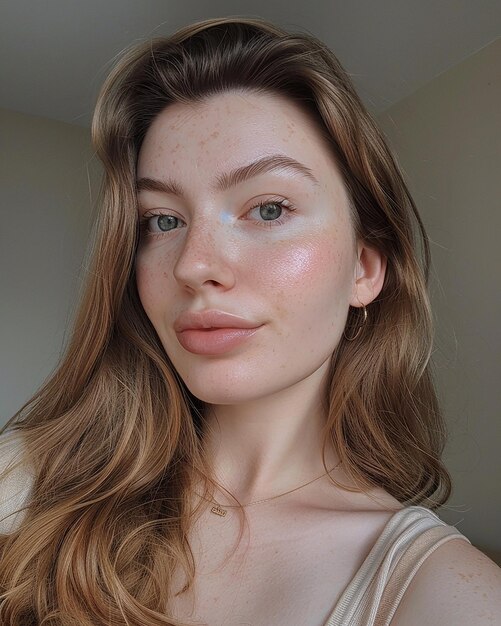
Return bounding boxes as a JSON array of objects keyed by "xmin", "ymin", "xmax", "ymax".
[
  {"xmin": 391, "ymin": 535, "xmax": 501, "ymax": 625},
  {"xmin": 0, "ymin": 431, "xmax": 34, "ymax": 535}
]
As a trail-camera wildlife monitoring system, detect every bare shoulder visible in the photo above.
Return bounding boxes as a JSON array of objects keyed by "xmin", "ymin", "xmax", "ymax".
[
  {"xmin": 0, "ymin": 431, "xmax": 34, "ymax": 534},
  {"xmin": 391, "ymin": 536, "xmax": 501, "ymax": 625}
]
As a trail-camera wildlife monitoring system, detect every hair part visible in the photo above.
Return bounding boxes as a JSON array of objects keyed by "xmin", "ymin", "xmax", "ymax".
[{"xmin": 1, "ymin": 16, "xmax": 451, "ymax": 624}]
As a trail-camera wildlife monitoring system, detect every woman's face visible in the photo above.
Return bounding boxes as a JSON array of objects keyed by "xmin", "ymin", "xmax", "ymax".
[{"xmin": 135, "ymin": 89, "xmax": 361, "ymax": 404}]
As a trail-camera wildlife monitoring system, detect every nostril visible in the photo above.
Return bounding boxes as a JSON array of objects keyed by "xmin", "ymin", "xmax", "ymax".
[{"xmin": 172, "ymin": 254, "xmax": 237, "ymax": 293}]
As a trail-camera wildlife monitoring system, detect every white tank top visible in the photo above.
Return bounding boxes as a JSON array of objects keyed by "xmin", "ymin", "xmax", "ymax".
[{"xmin": 322, "ymin": 505, "xmax": 470, "ymax": 626}]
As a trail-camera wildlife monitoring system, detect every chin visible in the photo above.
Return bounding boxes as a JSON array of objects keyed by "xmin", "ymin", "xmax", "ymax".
[
  {"xmin": 175, "ymin": 361, "xmax": 306, "ymax": 407},
  {"xmin": 176, "ymin": 371, "xmax": 271, "ymax": 406},
  {"xmin": 181, "ymin": 383, "xmax": 263, "ymax": 406}
]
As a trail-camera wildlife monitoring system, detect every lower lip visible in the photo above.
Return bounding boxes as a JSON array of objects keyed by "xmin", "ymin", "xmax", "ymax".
[{"xmin": 176, "ymin": 326, "xmax": 262, "ymax": 355}]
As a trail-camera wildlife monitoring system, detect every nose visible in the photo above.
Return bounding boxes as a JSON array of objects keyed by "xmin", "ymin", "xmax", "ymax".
[{"xmin": 172, "ymin": 217, "xmax": 236, "ymax": 293}]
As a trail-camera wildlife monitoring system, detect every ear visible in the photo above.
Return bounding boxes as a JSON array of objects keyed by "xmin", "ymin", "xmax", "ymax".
[{"xmin": 349, "ymin": 241, "xmax": 387, "ymax": 307}]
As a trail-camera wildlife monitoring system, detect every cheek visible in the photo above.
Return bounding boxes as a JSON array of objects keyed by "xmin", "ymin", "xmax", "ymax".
[
  {"xmin": 135, "ymin": 250, "xmax": 170, "ymax": 319},
  {"xmin": 244, "ymin": 233, "xmax": 354, "ymax": 356},
  {"xmin": 245, "ymin": 232, "xmax": 352, "ymax": 301}
]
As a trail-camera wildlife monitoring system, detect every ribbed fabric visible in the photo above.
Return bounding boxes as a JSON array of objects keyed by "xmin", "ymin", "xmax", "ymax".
[
  {"xmin": 0, "ymin": 432, "xmax": 34, "ymax": 535},
  {"xmin": 322, "ymin": 505, "xmax": 470, "ymax": 626}
]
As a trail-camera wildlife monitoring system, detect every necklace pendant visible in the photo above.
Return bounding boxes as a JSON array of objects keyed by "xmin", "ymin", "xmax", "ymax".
[{"xmin": 211, "ymin": 504, "xmax": 227, "ymax": 517}]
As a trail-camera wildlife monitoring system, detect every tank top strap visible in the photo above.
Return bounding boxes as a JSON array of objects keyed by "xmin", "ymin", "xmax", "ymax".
[
  {"xmin": 323, "ymin": 505, "xmax": 470, "ymax": 626},
  {"xmin": 373, "ymin": 524, "xmax": 469, "ymax": 626}
]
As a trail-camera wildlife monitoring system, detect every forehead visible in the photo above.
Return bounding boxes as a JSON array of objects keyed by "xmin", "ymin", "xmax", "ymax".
[{"xmin": 137, "ymin": 89, "xmax": 342, "ymax": 192}]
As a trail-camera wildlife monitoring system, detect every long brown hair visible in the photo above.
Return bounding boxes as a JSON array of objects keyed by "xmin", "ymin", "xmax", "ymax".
[{"xmin": 0, "ymin": 16, "xmax": 451, "ymax": 625}]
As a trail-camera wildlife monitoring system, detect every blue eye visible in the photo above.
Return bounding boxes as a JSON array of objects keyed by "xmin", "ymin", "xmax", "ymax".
[
  {"xmin": 156, "ymin": 215, "xmax": 179, "ymax": 232},
  {"xmin": 138, "ymin": 196, "xmax": 296, "ymax": 238},
  {"xmin": 139, "ymin": 213, "xmax": 184, "ymax": 236},
  {"xmin": 254, "ymin": 201, "xmax": 283, "ymax": 222},
  {"xmin": 246, "ymin": 198, "xmax": 296, "ymax": 228}
]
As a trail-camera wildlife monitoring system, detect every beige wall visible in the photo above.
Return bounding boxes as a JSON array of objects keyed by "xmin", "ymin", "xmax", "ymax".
[
  {"xmin": 378, "ymin": 38, "xmax": 501, "ymax": 562},
  {"xmin": 0, "ymin": 108, "xmax": 100, "ymax": 425}
]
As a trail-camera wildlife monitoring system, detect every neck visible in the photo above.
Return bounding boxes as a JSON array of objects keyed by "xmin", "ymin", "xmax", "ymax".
[{"xmin": 199, "ymin": 363, "xmax": 339, "ymax": 505}]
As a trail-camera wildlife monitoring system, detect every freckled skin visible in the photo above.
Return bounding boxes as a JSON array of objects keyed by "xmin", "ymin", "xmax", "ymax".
[{"xmin": 135, "ymin": 89, "xmax": 359, "ymax": 405}]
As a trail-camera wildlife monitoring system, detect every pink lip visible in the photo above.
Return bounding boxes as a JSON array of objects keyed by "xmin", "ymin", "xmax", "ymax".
[
  {"xmin": 174, "ymin": 309, "xmax": 263, "ymax": 355},
  {"xmin": 174, "ymin": 309, "xmax": 260, "ymax": 332},
  {"xmin": 176, "ymin": 326, "xmax": 262, "ymax": 355}
]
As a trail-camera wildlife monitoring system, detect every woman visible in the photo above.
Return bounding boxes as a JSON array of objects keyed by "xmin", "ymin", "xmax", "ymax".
[{"xmin": 1, "ymin": 16, "xmax": 500, "ymax": 626}]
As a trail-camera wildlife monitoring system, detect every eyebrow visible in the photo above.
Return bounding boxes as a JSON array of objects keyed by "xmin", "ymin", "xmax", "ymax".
[{"xmin": 136, "ymin": 153, "xmax": 320, "ymax": 196}]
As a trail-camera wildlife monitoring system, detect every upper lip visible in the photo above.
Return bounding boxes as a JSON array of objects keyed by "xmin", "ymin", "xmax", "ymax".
[{"xmin": 174, "ymin": 309, "xmax": 261, "ymax": 332}]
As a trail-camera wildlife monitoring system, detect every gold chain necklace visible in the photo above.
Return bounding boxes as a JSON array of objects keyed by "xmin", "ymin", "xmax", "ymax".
[{"xmin": 209, "ymin": 460, "xmax": 343, "ymax": 517}]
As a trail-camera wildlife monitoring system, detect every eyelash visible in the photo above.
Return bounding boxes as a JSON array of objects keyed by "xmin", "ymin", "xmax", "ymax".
[{"xmin": 138, "ymin": 197, "xmax": 297, "ymax": 238}]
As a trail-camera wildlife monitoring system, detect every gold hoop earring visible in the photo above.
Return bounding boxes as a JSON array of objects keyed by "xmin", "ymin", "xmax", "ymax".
[{"xmin": 343, "ymin": 304, "xmax": 367, "ymax": 341}]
